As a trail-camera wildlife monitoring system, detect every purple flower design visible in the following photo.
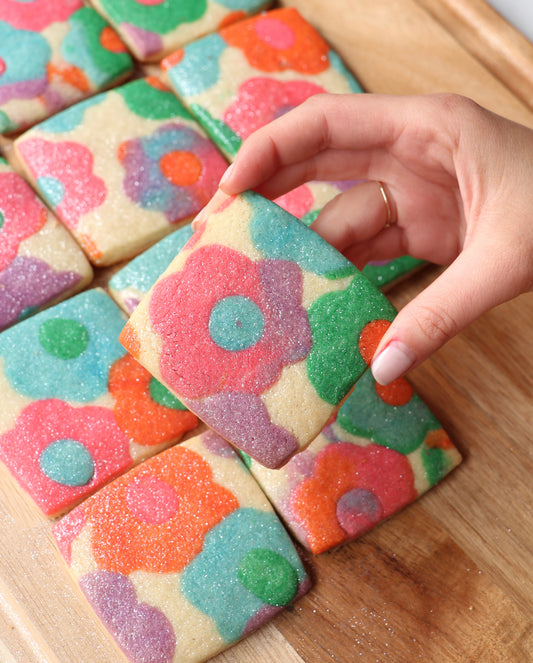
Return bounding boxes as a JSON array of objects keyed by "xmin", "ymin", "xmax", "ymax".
[
  {"xmin": 191, "ymin": 392, "xmax": 299, "ymax": 468},
  {"xmin": 0, "ymin": 256, "xmax": 82, "ymax": 330},
  {"xmin": 118, "ymin": 122, "xmax": 226, "ymax": 223},
  {"xmin": 80, "ymin": 571, "xmax": 176, "ymax": 663}
]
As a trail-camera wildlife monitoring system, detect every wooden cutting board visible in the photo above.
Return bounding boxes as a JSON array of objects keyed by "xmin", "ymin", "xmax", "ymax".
[
  {"xmin": 1, "ymin": 1, "xmax": 532, "ymax": 661},
  {"xmin": 414, "ymin": 0, "xmax": 533, "ymax": 111}
]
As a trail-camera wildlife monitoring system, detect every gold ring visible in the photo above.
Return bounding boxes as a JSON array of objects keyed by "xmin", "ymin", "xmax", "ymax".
[{"xmin": 378, "ymin": 181, "xmax": 392, "ymax": 228}]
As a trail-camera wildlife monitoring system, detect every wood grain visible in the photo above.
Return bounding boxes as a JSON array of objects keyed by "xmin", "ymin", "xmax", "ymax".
[
  {"xmin": 1, "ymin": 1, "xmax": 533, "ymax": 661},
  {"xmin": 283, "ymin": 0, "xmax": 533, "ymax": 127},
  {"xmin": 414, "ymin": 0, "xmax": 533, "ymax": 111}
]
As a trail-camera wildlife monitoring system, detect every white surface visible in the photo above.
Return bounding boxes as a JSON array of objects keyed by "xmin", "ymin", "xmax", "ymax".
[{"xmin": 486, "ymin": 0, "xmax": 533, "ymax": 44}]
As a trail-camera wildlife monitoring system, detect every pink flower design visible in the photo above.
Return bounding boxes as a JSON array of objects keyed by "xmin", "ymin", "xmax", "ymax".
[
  {"xmin": 223, "ymin": 77, "xmax": 326, "ymax": 141},
  {"xmin": 149, "ymin": 244, "xmax": 312, "ymax": 400},
  {"xmin": 290, "ymin": 442, "xmax": 417, "ymax": 553},
  {"xmin": 0, "ymin": 399, "xmax": 132, "ymax": 516},
  {"xmin": 16, "ymin": 137, "xmax": 106, "ymax": 229},
  {"xmin": 274, "ymin": 184, "xmax": 314, "ymax": 220},
  {"xmin": 0, "ymin": 170, "xmax": 47, "ymax": 270},
  {"xmin": 0, "ymin": 0, "xmax": 83, "ymax": 32}
]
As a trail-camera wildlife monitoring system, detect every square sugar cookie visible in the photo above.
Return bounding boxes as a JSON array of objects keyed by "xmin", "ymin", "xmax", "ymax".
[
  {"xmin": 109, "ymin": 223, "xmax": 194, "ymax": 314},
  {"xmin": 53, "ymin": 430, "xmax": 311, "ymax": 663},
  {"xmin": 163, "ymin": 7, "xmax": 363, "ymax": 160},
  {"xmin": 14, "ymin": 77, "xmax": 228, "ymax": 266},
  {"xmin": 0, "ymin": 1, "xmax": 133, "ymax": 135},
  {"xmin": 88, "ymin": 0, "xmax": 272, "ymax": 62},
  {"xmin": 245, "ymin": 367, "xmax": 462, "ymax": 554},
  {"xmin": 0, "ymin": 288, "xmax": 197, "ymax": 516},
  {"xmin": 120, "ymin": 191, "xmax": 397, "ymax": 469},
  {"xmin": 0, "ymin": 156, "xmax": 93, "ymax": 331}
]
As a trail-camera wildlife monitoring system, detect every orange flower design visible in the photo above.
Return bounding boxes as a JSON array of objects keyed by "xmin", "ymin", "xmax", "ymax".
[
  {"xmin": 291, "ymin": 443, "xmax": 416, "ymax": 554},
  {"xmin": 85, "ymin": 445, "xmax": 239, "ymax": 574},
  {"xmin": 358, "ymin": 318, "xmax": 391, "ymax": 364},
  {"xmin": 358, "ymin": 318, "xmax": 413, "ymax": 405},
  {"xmin": 425, "ymin": 428, "xmax": 454, "ymax": 450},
  {"xmin": 119, "ymin": 324, "xmax": 140, "ymax": 359},
  {"xmin": 221, "ymin": 8, "xmax": 330, "ymax": 74},
  {"xmin": 109, "ymin": 355, "xmax": 197, "ymax": 448}
]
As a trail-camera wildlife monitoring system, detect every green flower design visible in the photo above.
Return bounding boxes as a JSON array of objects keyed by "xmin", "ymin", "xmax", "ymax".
[
  {"xmin": 61, "ymin": 8, "xmax": 132, "ymax": 87},
  {"xmin": 306, "ymin": 274, "xmax": 396, "ymax": 405},
  {"xmin": 99, "ymin": 0, "xmax": 206, "ymax": 35},
  {"xmin": 335, "ymin": 370, "xmax": 443, "ymax": 455},
  {"xmin": 190, "ymin": 103, "xmax": 243, "ymax": 159},
  {"xmin": 117, "ymin": 79, "xmax": 192, "ymax": 120},
  {"xmin": 420, "ymin": 445, "xmax": 455, "ymax": 487}
]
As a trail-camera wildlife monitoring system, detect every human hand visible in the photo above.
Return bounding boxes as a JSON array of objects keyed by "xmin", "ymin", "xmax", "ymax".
[{"xmin": 218, "ymin": 93, "xmax": 533, "ymax": 384}]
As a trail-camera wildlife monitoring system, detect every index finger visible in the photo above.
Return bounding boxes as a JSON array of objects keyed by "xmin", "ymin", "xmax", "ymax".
[{"xmin": 219, "ymin": 93, "xmax": 419, "ymax": 195}]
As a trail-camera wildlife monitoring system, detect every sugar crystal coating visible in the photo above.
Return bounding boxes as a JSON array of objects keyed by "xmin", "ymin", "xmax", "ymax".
[
  {"xmin": 164, "ymin": 7, "xmax": 362, "ymax": 160},
  {"xmin": 245, "ymin": 368, "xmax": 462, "ymax": 554},
  {"xmin": 0, "ymin": 160, "xmax": 93, "ymax": 331},
  {"xmin": 88, "ymin": 0, "xmax": 271, "ymax": 62},
  {"xmin": 0, "ymin": 288, "xmax": 197, "ymax": 516},
  {"xmin": 53, "ymin": 431, "xmax": 311, "ymax": 663},
  {"xmin": 121, "ymin": 191, "xmax": 397, "ymax": 468},
  {"xmin": 109, "ymin": 224, "xmax": 194, "ymax": 314},
  {"xmin": 0, "ymin": 1, "xmax": 133, "ymax": 134},
  {"xmin": 15, "ymin": 78, "xmax": 228, "ymax": 266},
  {"xmin": 164, "ymin": 9, "xmax": 425, "ymax": 289}
]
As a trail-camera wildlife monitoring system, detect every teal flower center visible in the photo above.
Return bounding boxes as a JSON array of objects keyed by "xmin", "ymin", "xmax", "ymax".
[
  {"xmin": 36, "ymin": 176, "xmax": 65, "ymax": 207},
  {"xmin": 39, "ymin": 439, "xmax": 95, "ymax": 487},
  {"xmin": 209, "ymin": 295, "xmax": 264, "ymax": 351}
]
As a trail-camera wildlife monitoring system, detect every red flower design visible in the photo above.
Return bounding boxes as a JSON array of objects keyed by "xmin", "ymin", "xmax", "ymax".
[
  {"xmin": 0, "ymin": 0, "xmax": 82, "ymax": 32},
  {"xmin": 16, "ymin": 137, "xmax": 106, "ymax": 230},
  {"xmin": 0, "ymin": 399, "xmax": 131, "ymax": 516}
]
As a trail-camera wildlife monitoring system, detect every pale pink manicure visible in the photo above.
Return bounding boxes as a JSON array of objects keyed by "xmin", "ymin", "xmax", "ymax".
[
  {"xmin": 371, "ymin": 341, "xmax": 417, "ymax": 385},
  {"xmin": 219, "ymin": 163, "xmax": 234, "ymax": 187},
  {"xmin": 191, "ymin": 212, "xmax": 203, "ymax": 230}
]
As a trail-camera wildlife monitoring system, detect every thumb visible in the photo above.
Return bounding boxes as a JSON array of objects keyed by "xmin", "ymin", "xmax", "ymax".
[{"xmin": 370, "ymin": 244, "xmax": 522, "ymax": 385}]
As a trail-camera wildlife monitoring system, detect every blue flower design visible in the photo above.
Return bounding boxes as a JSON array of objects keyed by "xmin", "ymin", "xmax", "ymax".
[
  {"xmin": 247, "ymin": 191, "xmax": 358, "ymax": 280},
  {"xmin": 38, "ymin": 95, "xmax": 103, "ymax": 133},
  {"xmin": 109, "ymin": 224, "xmax": 193, "ymax": 312},
  {"xmin": 180, "ymin": 508, "xmax": 308, "ymax": 642},
  {"xmin": 0, "ymin": 21, "xmax": 50, "ymax": 102},
  {"xmin": 0, "ymin": 289, "xmax": 125, "ymax": 402},
  {"xmin": 166, "ymin": 34, "xmax": 225, "ymax": 97}
]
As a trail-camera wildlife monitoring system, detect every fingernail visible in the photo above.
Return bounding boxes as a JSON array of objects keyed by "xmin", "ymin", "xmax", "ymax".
[
  {"xmin": 371, "ymin": 341, "xmax": 417, "ymax": 385},
  {"xmin": 219, "ymin": 163, "xmax": 234, "ymax": 187},
  {"xmin": 191, "ymin": 211, "xmax": 203, "ymax": 230}
]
